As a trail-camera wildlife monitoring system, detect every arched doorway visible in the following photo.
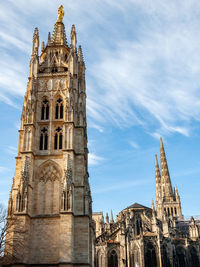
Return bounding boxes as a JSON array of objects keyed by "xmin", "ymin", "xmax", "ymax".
[
  {"xmin": 108, "ymin": 249, "xmax": 118, "ymax": 267},
  {"xmin": 144, "ymin": 242, "xmax": 157, "ymax": 267}
]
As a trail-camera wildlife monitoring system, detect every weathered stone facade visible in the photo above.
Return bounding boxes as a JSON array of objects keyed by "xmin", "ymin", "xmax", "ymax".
[
  {"xmin": 93, "ymin": 139, "xmax": 200, "ymax": 267},
  {"xmin": 5, "ymin": 6, "xmax": 93, "ymax": 267}
]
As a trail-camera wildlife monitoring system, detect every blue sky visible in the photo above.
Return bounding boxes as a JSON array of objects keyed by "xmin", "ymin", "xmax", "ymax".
[{"xmin": 0, "ymin": 0, "xmax": 200, "ymax": 219}]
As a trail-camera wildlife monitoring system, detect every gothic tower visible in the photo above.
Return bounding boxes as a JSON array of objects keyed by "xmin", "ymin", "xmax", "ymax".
[
  {"xmin": 5, "ymin": 6, "xmax": 93, "ymax": 266},
  {"xmin": 155, "ymin": 138, "xmax": 182, "ymax": 220}
]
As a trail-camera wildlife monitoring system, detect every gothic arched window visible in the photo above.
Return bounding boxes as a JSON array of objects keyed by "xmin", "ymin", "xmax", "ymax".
[
  {"xmin": 189, "ymin": 246, "xmax": 199, "ymax": 267},
  {"xmin": 39, "ymin": 127, "xmax": 48, "ymax": 150},
  {"xmin": 54, "ymin": 127, "xmax": 63, "ymax": 150},
  {"xmin": 144, "ymin": 243, "xmax": 157, "ymax": 267},
  {"xmin": 41, "ymin": 99, "xmax": 49, "ymax": 120},
  {"xmin": 108, "ymin": 250, "xmax": 118, "ymax": 267},
  {"xmin": 55, "ymin": 98, "xmax": 63, "ymax": 119},
  {"xmin": 176, "ymin": 246, "xmax": 187, "ymax": 267}
]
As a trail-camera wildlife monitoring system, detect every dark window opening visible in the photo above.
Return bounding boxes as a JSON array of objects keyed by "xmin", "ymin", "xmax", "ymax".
[
  {"xmin": 41, "ymin": 106, "xmax": 45, "ymax": 120},
  {"xmin": 44, "ymin": 134, "xmax": 48, "ymax": 150},
  {"xmin": 145, "ymin": 243, "xmax": 157, "ymax": 267},
  {"xmin": 54, "ymin": 127, "xmax": 62, "ymax": 150},
  {"xmin": 39, "ymin": 128, "xmax": 48, "ymax": 150},
  {"xmin": 41, "ymin": 99, "xmax": 49, "ymax": 120},
  {"xmin": 46, "ymin": 105, "xmax": 49, "ymax": 120},
  {"xmin": 108, "ymin": 250, "xmax": 118, "ymax": 267},
  {"xmin": 55, "ymin": 98, "xmax": 64, "ymax": 119},
  {"xmin": 54, "ymin": 133, "xmax": 58, "ymax": 149},
  {"xmin": 60, "ymin": 104, "xmax": 63, "ymax": 119},
  {"xmin": 55, "ymin": 104, "xmax": 59, "ymax": 119},
  {"xmin": 59, "ymin": 133, "xmax": 62, "ymax": 149},
  {"xmin": 40, "ymin": 134, "xmax": 43, "ymax": 150}
]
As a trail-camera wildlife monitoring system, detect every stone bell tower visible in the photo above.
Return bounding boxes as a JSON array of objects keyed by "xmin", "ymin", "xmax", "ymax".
[{"xmin": 5, "ymin": 6, "xmax": 93, "ymax": 266}]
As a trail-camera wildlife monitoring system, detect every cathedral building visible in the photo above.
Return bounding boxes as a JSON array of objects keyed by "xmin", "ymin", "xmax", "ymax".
[
  {"xmin": 93, "ymin": 138, "xmax": 200, "ymax": 267},
  {"xmin": 4, "ymin": 6, "xmax": 93, "ymax": 267},
  {"xmin": 3, "ymin": 5, "xmax": 200, "ymax": 267}
]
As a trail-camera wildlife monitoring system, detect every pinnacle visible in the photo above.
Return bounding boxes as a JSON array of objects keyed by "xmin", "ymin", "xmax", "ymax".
[
  {"xmin": 78, "ymin": 45, "xmax": 84, "ymax": 62},
  {"xmin": 110, "ymin": 210, "xmax": 114, "ymax": 223},
  {"xmin": 160, "ymin": 137, "xmax": 163, "ymax": 148}
]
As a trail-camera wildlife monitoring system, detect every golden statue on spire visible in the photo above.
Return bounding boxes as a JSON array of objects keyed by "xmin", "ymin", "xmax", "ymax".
[{"xmin": 57, "ymin": 5, "xmax": 64, "ymax": 22}]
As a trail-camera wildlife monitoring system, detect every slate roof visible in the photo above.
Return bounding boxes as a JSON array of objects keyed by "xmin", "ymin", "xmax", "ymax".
[{"xmin": 123, "ymin": 202, "xmax": 151, "ymax": 211}]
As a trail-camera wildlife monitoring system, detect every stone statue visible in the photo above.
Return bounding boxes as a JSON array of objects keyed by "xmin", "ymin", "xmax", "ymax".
[{"xmin": 57, "ymin": 5, "xmax": 64, "ymax": 23}]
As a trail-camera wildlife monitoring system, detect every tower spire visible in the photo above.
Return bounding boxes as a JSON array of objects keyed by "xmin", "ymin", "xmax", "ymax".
[
  {"xmin": 160, "ymin": 137, "xmax": 173, "ymax": 199},
  {"xmin": 51, "ymin": 6, "xmax": 67, "ymax": 45}
]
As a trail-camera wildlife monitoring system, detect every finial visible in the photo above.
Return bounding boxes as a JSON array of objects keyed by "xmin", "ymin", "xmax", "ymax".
[
  {"xmin": 106, "ymin": 212, "xmax": 109, "ymax": 223},
  {"xmin": 160, "ymin": 137, "xmax": 163, "ymax": 148},
  {"xmin": 152, "ymin": 199, "xmax": 155, "ymax": 211},
  {"xmin": 57, "ymin": 5, "xmax": 65, "ymax": 23},
  {"xmin": 41, "ymin": 41, "xmax": 45, "ymax": 52},
  {"xmin": 48, "ymin": 32, "xmax": 51, "ymax": 45},
  {"xmin": 78, "ymin": 45, "xmax": 84, "ymax": 62},
  {"xmin": 110, "ymin": 210, "xmax": 114, "ymax": 223}
]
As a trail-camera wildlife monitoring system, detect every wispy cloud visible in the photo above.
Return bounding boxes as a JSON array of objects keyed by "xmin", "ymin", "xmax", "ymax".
[
  {"xmin": 6, "ymin": 146, "xmax": 17, "ymax": 156},
  {"xmin": 88, "ymin": 123, "xmax": 104, "ymax": 133},
  {"xmin": 130, "ymin": 141, "xmax": 139, "ymax": 149},
  {"xmin": 1, "ymin": 0, "xmax": 200, "ymax": 137},
  {"xmin": 88, "ymin": 153, "xmax": 105, "ymax": 166}
]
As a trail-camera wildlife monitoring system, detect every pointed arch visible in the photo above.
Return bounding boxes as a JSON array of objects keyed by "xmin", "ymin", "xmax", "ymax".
[
  {"xmin": 108, "ymin": 249, "xmax": 118, "ymax": 267},
  {"xmin": 34, "ymin": 160, "xmax": 62, "ymax": 215},
  {"xmin": 54, "ymin": 96, "xmax": 64, "ymax": 119},
  {"xmin": 41, "ymin": 97, "xmax": 49, "ymax": 120},
  {"xmin": 144, "ymin": 241, "xmax": 158, "ymax": 267}
]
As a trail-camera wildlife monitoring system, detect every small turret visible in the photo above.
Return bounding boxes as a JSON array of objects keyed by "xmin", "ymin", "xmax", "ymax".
[
  {"xmin": 71, "ymin": 24, "xmax": 77, "ymax": 52},
  {"xmin": 41, "ymin": 41, "xmax": 45, "ymax": 52},
  {"xmin": 174, "ymin": 184, "xmax": 180, "ymax": 201},
  {"xmin": 110, "ymin": 210, "xmax": 114, "ymax": 223},
  {"xmin": 189, "ymin": 217, "xmax": 199, "ymax": 241},
  {"xmin": 48, "ymin": 32, "xmax": 51, "ymax": 45},
  {"xmin": 32, "ymin": 27, "xmax": 39, "ymax": 56},
  {"xmin": 78, "ymin": 45, "xmax": 84, "ymax": 63},
  {"xmin": 29, "ymin": 28, "xmax": 39, "ymax": 77},
  {"xmin": 106, "ymin": 212, "xmax": 109, "ymax": 224}
]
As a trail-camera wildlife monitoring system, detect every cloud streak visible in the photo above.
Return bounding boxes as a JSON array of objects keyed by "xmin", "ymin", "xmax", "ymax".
[{"xmin": 1, "ymin": 0, "xmax": 200, "ymax": 137}]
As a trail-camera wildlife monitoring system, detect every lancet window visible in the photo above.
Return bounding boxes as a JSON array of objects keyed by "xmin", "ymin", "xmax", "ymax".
[
  {"xmin": 54, "ymin": 127, "xmax": 63, "ymax": 150},
  {"xmin": 55, "ymin": 98, "xmax": 63, "ymax": 119},
  {"xmin": 41, "ymin": 99, "xmax": 49, "ymax": 120},
  {"xmin": 108, "ymin": 250, "xmax": 118, "ymax": 267},
  {"xmin": 39, "ymin": 127, "xmax": 48, "ymax": 150}
]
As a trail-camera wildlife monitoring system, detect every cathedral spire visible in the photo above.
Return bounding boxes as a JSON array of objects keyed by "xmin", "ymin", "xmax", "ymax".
[{"xmin": 160, "ymin": 137, "xmax": 173, "ymax": 199}]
